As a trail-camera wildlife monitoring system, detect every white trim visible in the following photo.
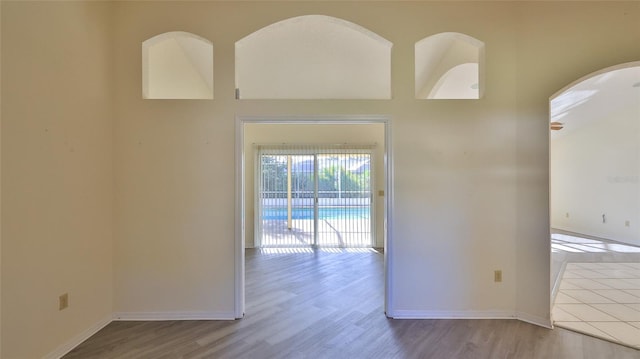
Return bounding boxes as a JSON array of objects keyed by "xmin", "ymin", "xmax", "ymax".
[
  {"xmin": 547, "ymin": 98, "xmax": 553, "ymax": 328},
  {"xmin": 389, "ymin": 309, "xmax": 552, "ymax": 329},
  {"xmin": 43, "ymin": 315, "xmax": 112, "ymax": 359},
  {"xmin": 253, "ymin": 146, "xmax": 261, "ymax": 249},
  {"xmin": 383, "ymin": 119, "xmax": 393, "ymax": 316},
  {"xmin": 551, "ymin": 260, "xmax": 567, "ymax": 304},
  {"xmin": 549, "ymin": 61, "xmax": 640, "ymax": 101},
  {"xmin": 235, "ymin": 115, "xmax": 393, "ymax": 317},
  {"xmin": 113, "ymin": 311, "xmax": 236, "ymax": 321},
  {"xmin": 370, "ymin": 148, "xmax": 377, "ymax": 248},
  {"xmin": 235, "ymin": 117, "xmax": 246, "ymax": 319},
  {"xmin": 388, "ymin": 310, "xmax": 516, "ymax": 320},
  {"xmin": 238, "ymin": 115, "xmax": 390, "ymax": 125},
  {"xmin": 516, "ymin": 311, "xmax": 553, "ymax": 329},
  {"xmin": 236, "ymin": 15, "xmax": 392, "ymax": 49}
]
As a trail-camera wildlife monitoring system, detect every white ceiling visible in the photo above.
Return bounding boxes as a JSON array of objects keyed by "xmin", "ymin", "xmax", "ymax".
[{"xmin": 550, "ymin": 65, "xmax": 640, "ymax": 139}]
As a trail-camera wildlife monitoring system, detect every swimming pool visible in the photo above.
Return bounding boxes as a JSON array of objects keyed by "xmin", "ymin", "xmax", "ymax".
[{"xmin": 263, "ymin": 206, "xmax": 370, "ymax": 220}]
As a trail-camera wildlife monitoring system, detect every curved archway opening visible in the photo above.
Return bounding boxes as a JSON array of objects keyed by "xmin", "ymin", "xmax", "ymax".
[
  {"xmin": 142, "ymin": 31, "xmax": 213, "ymax": 99},
  {"xmin": 235, "ymin": 15, "xmax": 392, "ymax": 99},
  {"xmin": 415, "ymin": 32, "xmax": 484, "ymax": 99},
  {"xmin": 550, "ymin": 62, "xmax": 640, "ymax": 348}
]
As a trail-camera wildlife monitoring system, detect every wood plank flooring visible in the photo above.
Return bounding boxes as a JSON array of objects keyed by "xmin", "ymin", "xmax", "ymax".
[{"xmin": 64, "ymin": 248, "xmax": 640, "ymax": 358}]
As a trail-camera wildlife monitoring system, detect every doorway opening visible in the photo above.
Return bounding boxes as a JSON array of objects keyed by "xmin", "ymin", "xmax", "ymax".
[
  {"xmin": 549, "ymin": 62, "xmax": 640, "ymax": 349},
  {"xmin": 235, "ymin": 117, "xmax": 393, "ymax": 318}
]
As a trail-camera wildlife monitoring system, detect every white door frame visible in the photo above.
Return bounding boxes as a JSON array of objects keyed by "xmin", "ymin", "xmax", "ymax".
[{"xmin": 234, "ymin": 115, "xmax": 394, "ymax": 318}]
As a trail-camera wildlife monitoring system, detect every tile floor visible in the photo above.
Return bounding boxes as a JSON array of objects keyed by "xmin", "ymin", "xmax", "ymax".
[{"xmin": 553, "ymin": 261, "xmax": 640, "ymax": 349}]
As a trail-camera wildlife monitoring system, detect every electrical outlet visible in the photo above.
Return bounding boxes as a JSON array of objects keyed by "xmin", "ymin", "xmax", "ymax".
[
  {"xmin": 494, "ymin": 270, "xmax": 502, "ymax": 283},
  {"xmin": 625, "ymin": 220, "xmax": 630, "ymax": 227},
  {"xmin": 59, "ymin": 293, "xmax": 69, "ymax": 311}
]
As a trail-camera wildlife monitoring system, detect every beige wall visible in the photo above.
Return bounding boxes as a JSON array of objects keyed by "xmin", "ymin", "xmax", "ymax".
[
  {"xmin": 513, "ymin": 2, "xmax": 640, "ymax": 320},
  {"xmin": 1, "ymin": 2, "xmax": 114, "ymax": 358},
  {"xmin": 111, "ymin": 1, "xmax": 639, "ymax": 324},
  {"xmin": 244, "ymin": 123, "xmax": 386, "ymax": 248},
  {"xmin": 1, "ymin": 1, "xmax": 640, "ymax": 357},
  {"xmin": 113, "ymin": 1, "xmax": 236, "ymax": 316}
]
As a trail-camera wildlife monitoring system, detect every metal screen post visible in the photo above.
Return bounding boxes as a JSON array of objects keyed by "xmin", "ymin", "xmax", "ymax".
[{"xmin": 287, "ymin": 155, "xmax": 292, "ymax": 229}]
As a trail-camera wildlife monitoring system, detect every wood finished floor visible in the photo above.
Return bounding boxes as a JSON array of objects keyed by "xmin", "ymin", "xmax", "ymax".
[{"xmin": 64, "ymin": 248, "xmax": 640, "ymax": 359}]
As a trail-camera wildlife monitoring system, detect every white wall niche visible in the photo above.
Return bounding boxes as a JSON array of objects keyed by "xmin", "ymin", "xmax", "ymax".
[
  {"xmin": 142, "ymin": 31, "xmax": 213, "ymax": 100},
  {"xmin": 235, "ymin": 15, "xmax": 392, "ymax": 100},
  {"xmin": 415, "ymin": 32, "xmax": 485, "ymax": 100}
]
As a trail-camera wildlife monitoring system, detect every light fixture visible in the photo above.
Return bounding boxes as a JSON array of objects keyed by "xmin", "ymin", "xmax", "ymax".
[{"xmin": 550, "ymin": 122, "xmax": 564, "ymax": 131}]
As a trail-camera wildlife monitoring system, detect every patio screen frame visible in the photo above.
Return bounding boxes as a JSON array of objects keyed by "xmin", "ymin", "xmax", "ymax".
[{"xmin": 255, "ymin": 145, "xmax": 375, "ymax": 248}]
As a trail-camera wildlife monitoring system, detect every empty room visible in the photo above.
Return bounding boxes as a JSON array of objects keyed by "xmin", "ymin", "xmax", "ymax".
[{"xmin": 1, "ymin": 1, "xmax": 639, "ymax": 358}]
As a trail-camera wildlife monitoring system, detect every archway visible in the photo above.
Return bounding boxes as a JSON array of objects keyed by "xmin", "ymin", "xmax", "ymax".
[{"xmin": 549, "ymin": 62, "xmax": 640, "ymax": 348}]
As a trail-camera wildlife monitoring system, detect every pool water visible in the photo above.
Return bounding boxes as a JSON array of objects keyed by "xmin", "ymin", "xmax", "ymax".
[{"xmin": 263, "ymin": 206, "xmax": 370, "ymax": 220}]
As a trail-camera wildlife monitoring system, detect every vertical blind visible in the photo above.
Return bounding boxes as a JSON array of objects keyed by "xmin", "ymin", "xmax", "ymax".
[{"xmin": 256, "ymin": 144, "xmax": 374, "ymax": 248}]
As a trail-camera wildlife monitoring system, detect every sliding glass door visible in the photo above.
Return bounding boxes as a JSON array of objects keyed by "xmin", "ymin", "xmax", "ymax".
[{"xmin": 256, "ymin": 146, "xmax": 373, "ymax": 248}]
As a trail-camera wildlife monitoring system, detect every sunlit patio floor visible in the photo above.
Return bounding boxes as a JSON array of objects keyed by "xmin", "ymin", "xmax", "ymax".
[{"xmin": 260, "ymin": 219, "xmax": 372, "ymax": 248}]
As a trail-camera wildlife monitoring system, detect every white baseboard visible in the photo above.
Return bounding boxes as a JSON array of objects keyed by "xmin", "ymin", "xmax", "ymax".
[
  {"xmin": 516, "ymin": 311, "xmax": 553, "ymax": 329},
  {"xmin": 43, "ymin": 315, "xmax": 112, "ymax": 359},
  {"xmin": 388, "ymin": 309, "xmax": 516, "ymax": 320},
  {"xmin": 387, "ymin": 309, "xmax": 553, "ymax": 329},
  {"xmin": 551, "ymin": 261, "xmax": 568, "ymax": 303},
  {"xmin": 113, "ymin": 311, "xmax": 236, "ymax": 321}
]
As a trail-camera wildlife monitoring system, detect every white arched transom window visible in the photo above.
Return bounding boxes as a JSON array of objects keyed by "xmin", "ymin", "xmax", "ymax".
[
  {"xmin": 415, "ymin": 32, "xmax": 484, "ymax": 99},
  {"xmin": 235, "ymin": 15, "xmax": 392, "ymax": 99},
  {"xmin": 142, "ymin": 31, "xmax": 213, "ymax": 99}
]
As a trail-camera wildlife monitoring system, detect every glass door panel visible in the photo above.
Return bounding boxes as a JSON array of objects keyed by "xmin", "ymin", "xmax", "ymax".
[{"xmin": 257, "ymin": 149, "xmax": 372, "ymax": 248}]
